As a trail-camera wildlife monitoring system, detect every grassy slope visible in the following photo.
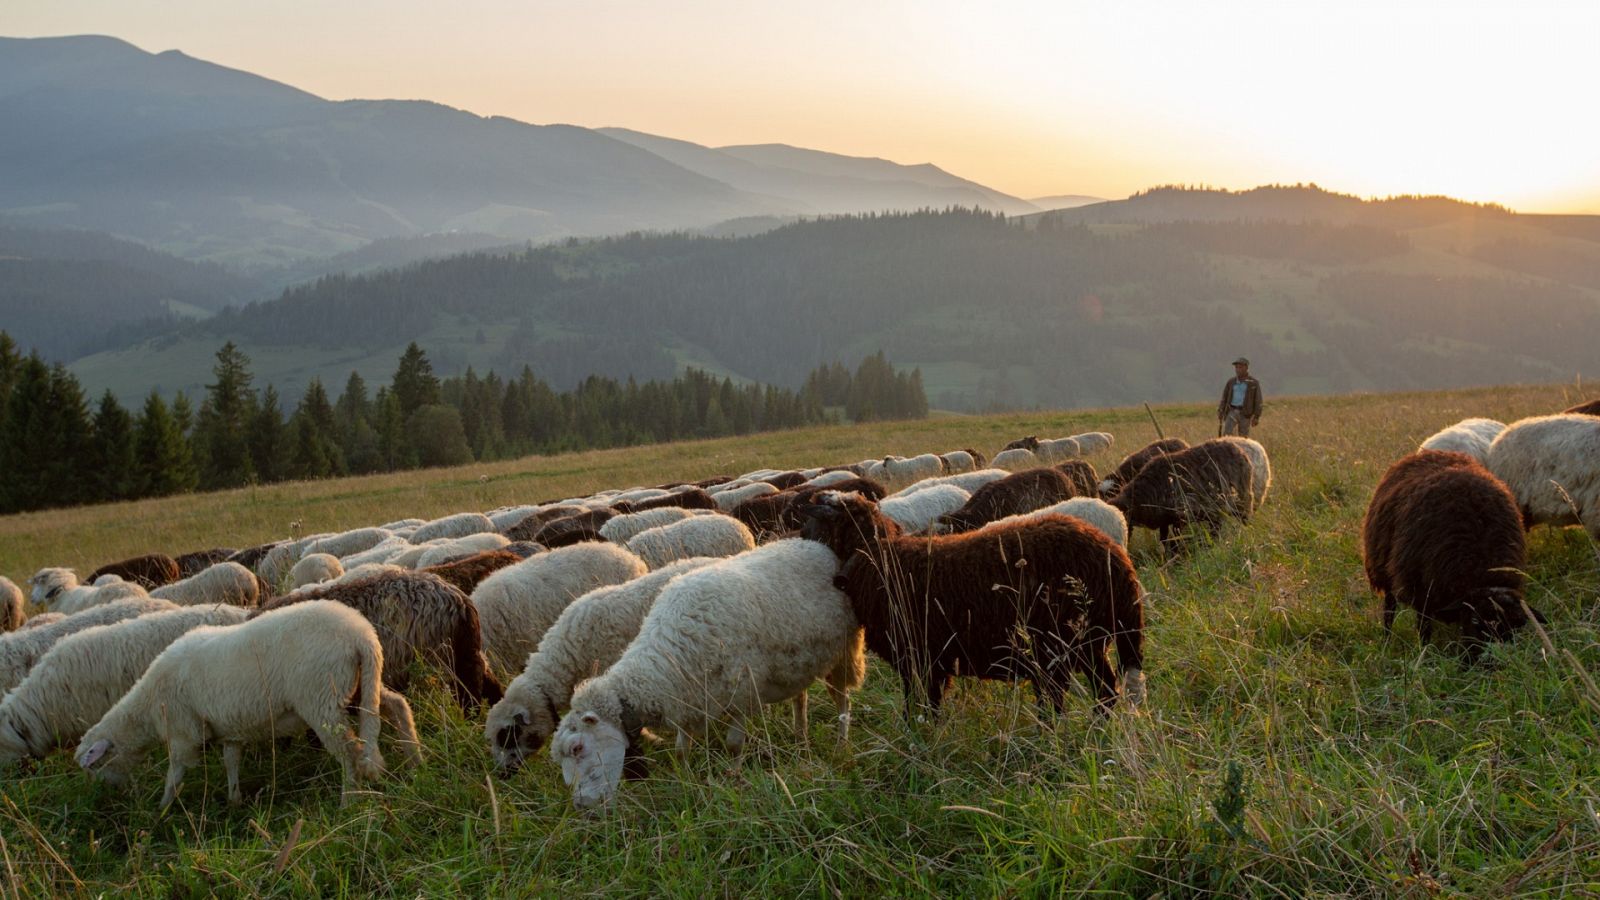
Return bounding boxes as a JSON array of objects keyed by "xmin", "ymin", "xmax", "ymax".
[{"xmin": 3, "ymin": 384, "xmax": 1599, "ymax": 896}]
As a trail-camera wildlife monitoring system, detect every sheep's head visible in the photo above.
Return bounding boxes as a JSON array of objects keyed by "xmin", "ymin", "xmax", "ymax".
[
  {"xmin": 487, "ymin": 692, "xmax": 559, "ymax": 777},
  {"xmin": 797, "ymin": 491, "xmax": 894, "ymax": 556},
  {"xmin": 27, "ymin": 568, "xmax": 76, "ymax": 606},
  {"xmin": 75, "ymin": 732, "xmax": 137, "ymax": 786},
  {"xmin": 551, "ymin": 708, "xmax": 629, "ymax": 810}
]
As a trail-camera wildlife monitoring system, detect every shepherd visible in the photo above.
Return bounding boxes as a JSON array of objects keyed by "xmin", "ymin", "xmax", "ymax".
[{"xmin": 1218, "ymin": 357, "xmax": 1263, "ymax": 437}]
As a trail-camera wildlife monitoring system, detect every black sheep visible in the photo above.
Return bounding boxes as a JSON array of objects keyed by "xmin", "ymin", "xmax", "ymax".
[
  {"xmin": 88, "ymin": 553, "xmax": 181, "ymax": 590},
  {"xmin": 1099, "ymin": 438, "xmax": 1190, "ymax": 498},
  {"xmin": 629, "ymin": 488, "xmax": 720, "ymax": 512},
  {"xmin": 1108, "ymin": 439, "xmax": 1252, "ymax": 551},
  {"xmin": 173, "ymin": 548, "xmax": 237, "ymax": 578},
  {"xmin": 1564, "ymin": 398, "xmax": 1600, "ymax": 417},
  {"xmin": 532, "ymin": 508, "xmax": 619, "ymax": 548},
  {"xmin": 1054, "ymin": 460, "xmax": 1099, "ymax": 498},
  {"xmin": 937, "ymin": 468, "xmax": 1082, "ymax": 534},
  {"xmin": 798, "ymin": 491, "xmax": 1144, "ymax": 717},
  {"xmin": 1002, "ymin": 435, "xmax": 1040, "ymax": 452}
]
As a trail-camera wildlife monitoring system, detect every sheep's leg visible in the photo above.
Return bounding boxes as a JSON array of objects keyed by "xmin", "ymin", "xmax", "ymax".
[
  {"xmin": 222, "ymin": 742, "xmax": 244, "ymax": 805},
  {"xmin": 307, "ymin": 715, "xmax": 363, "ymax": 805},
  {"xmin": 1381, "ymin": 592, "xmax": 1396, "ymax": 631},
  {"xmin": 160, "ymin": 739, "xmax": 200, "ymax": 810},
  {"xmin": 724, "ymin": 715, "xmax": 748, "ymax": 755},
  {"xmin": 791, "ymin": 690, "xmax": 810, "ymax": 747},
  {"xmin": 378, "ymin": 688, "xmax": 423, "ymax": 769},
  {"xmin": 1416, "ymin": 613, "xmax": 1435, "ymax": 645},
  {"xmin": 1086, "ymin": 646, "xmax": 1119, "ymax": 715},
  {"xmin": 824, "ymin": 681, "xmax": 852, "ymax": 746}
]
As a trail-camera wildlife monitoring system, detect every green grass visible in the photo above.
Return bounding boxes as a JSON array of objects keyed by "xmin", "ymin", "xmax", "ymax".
[{"xmin": 3, "ymin": 383, "xmax": 1599, "ymax": 895}]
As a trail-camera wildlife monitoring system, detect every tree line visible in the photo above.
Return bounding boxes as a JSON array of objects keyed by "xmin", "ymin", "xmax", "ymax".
[{"xmin": 0, "ymin": 335, "xmax": 926, "ymax": 515}]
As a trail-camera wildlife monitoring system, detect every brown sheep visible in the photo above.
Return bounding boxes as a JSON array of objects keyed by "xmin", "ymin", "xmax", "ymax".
[
  {"xmin": 173, "ymin": 548, "xmax": 237, "ymax": 578},
  {"xmin": 1361, "ymin": 450, "xmax": 1540, "ymax": 655},
  {"xmin": 1098, "ymin": 438, "xmax": 1190, "ymax": 498},
  {"xmin": 963, "ymin": 447, "xmax": 989, "ymax": 469},
  {"xmin": 1002, "ymin": 435, "xmax": 1040, "ymax": 452},
  {"xmin": 87, "ymin": 554, "xmax": 180, "ymax": 590},
  {"xmin": 761, "ymin": 472, "xmax": 808, "ymax": 490},
  {"xmin": 1565, "ymin": 398, "xmax": 1600, "ymax": 417},
  {"xmin": 532, "ymin": 508, "xmax": 620, "ymax": 548},
  {"xmin": 937, "ymin": 468, "xmax": 1083, "ymax": 534},
  {"xmin": 797, "ymin": 491, "xmax": 1144, "ymax": 717},
  {"xmin": 422, "ymin": 550, "xmax": 525, "ymax": 594},
  {"xmin": 1054, "ymin": 460, "xmax": 1099, "ymax": 497},
  {"xmin": 694, "ymin": 475, "xmax": 736, "ymax": 489},
  {"xmin": 503, "ymin": 505, "xmax": 586, "ymax": 542},
  {"xmin": 1108, "ymin": 439, "xmax": 1253, "ymax": 551},
  {"xmin": 255, "ymin": 570, "xmax": 502, "ymax": 711},
  {"xmin": 732, "ymin": 491, "xmax": 795, "ymax": 541},
  {"xmin": 628, "ymin": 488, "xmax": 720, "ymax": 512},
  {"xmin": 777, "ymin": 479, "xmax": 889, "ymax": 531},
  {"xmin": 227, "ymin": 542, "xmax": 280, "ymax": 574}
]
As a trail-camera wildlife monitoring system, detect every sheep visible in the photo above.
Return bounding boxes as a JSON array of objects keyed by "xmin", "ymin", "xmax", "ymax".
[
  {"xmin": 257, "ymin": 570, "xmax": 502, "ymax": 711},
  {"xmin": 488, "ymin": 506, "xmax": 540, "ymax": 532},
  {"xmin": 226, "ymin": 542, "xmax": 281, "ymax": 574},
  {"xmin": 340, "ymin": 536, "xmax": 413, "ymax": 569},
  {"xmin": 1055, "ymin": 460, "xmax": 1099, "ymax": 497},
  {"xmin": 1218, "ymin": 436, "xmax": 1273, "ymax": 508},
  {"xmin": 92, "ymin": 574, "xmax": 125, "ymax": 586},
  {"xmin": 380, "ymin": 518, "xmax": 426, "ymax": 531},
  {"xmin": 980, "ymin": 497, "xmax": 1130, "ymax": 548},
  {"xmin": 1108, "ymin": 439, "xmax": 1254, "ymax": 551},
  {"xmin": 504, "ymin": 541, "xmax": 545, "ymax": 559},
  {"xmin": 760, "ymin": 472, "xmax": 808, "ymax": 490},
  {"xmin": 879, "ymin": 484, "xmax": 972, "ymax": 534},
  {"xmin": 893, "ymin": 468, "xmax": 1011, "ymax": 497},
  {"xmin": 411, "ymin": 512, "xmax": 496, "ymax": 544},
  {"xmin": 305, "ymin": 528, "xmax": 394, "ymax": 560},
  {"xmin": 937, "ymin": 468, "xmax": 1085, "ymax": 534},
  {"xmin": 473, "ymin": 543, "xmax": 649, "ymax": 675},
  {"xmin": 1098, "ymin": 438, "xmax": 1189, "ymax": 498},
  {"xmin": 992, "ymin": 447, "xmax": 1041, "ymax": 472},
  {"xmin": 503, "ymin": 506, "xmax": 584, "ymax": 540},
  {"xmin": 733, "ymin": 491, "xmax": 799, "ymax": 540},
  {"xmin": 626, "ymin": 515, "xmax": 757, "ymax": 570},
  {"xmin": 172, "ymin": 548, "xmax": 236, "ymax": 579},
  {"xmin": 1002, "ymin": 436, "xmax": 1040, "ymax": 452},
  {"xmin": 1, "ymin": 577, "xmax": 22, "ymax": 633},
  {"xmin": 1487, "ymin": 414, "xmax": 1600, "ymax": 538},
  {"xmin": 534, "ymin": 508, "xmax": 626, "ymax": 548},
  {"xmin": 713, "ymin": 481, "xmax": 780, "ymax": 512},
  {"xmin": 599, "ymin": 507, "xmax": 699, "ymax": 544},
  {"xmin": 797, "ymin": 491, "xmax": 1143, "ymax": 718},
  {"xmin": 18, "ymin": 613, "xmax": 64, "ymax": 630},
  {"xmin": 1034, "ymin": 436, "xmax": 1081, "ymax": 463},
  {"xmin": 27, "ymin": 568, "xmax": 148, "ymax": 615},
  {"xmin": 149, "ymin": 562, "xmax": 261, "ymax": 607},
  {"xmin": 612, "ymin": 488, "xmax": 671, "ymax": 506},
  {"xmin": 416, "ymin": 533, "xmax": 511, "ymax": 568},
  {"xmin": 1565, "ymin": 399, "xmax": 1600, "ymax": 416},
  {"xmin": 803, "ymin": 470, "xmax": 864, "ymax": 489},
  {"xmin": 1361, "ymin": 450, "xmax": 1538, "ymax": 655},
  {"xmin": 1071, "ymin": 432, "xmax": 1115, "ymax": 455},
  {"xmin": 1418, "ymin": 418, "xmax": 1506, "ymax": 466},
  {"xmin": 0, "ymin": 605, "xmax": 250, "ymax": 767},
  {"xmin": 420, "ymin": 550, "xmax": 523, "ymax": 594},
  {"xmin": 694, "ymin": 475, "xmax": 735, "ymax": 489},
  {"xmin": 939, "ymin": 449, "xmax": 981, "ymax": 474},
  {"xmin": 486, "ymin": 557, "xmax": 717, "ymax": 775},
  {"xmin": 88, "ymin": 553, "xmax": 180, "ymax": 590},
  {"xmin": 628, "ymin": 488, "xmax": 720, "ymax": 512},
  {"xmin": 550, "ymin": 539, "xmax": 865, "ymax": 809},
  {"xmin": 0, "ymin": 598, "xmax": 179, "ymax": 696},
  {"xmin": 75, "ymin": 600, "xmax": 422, "ymax": 808},
  {"xmin": 256, "ymin": 535, "xmax": 328, "ymax": 588},
  {"xmin": 387, "ymin": 542, "xmax": 442, "ymax": 569},
  {"xmin": 290, "ymin": 553, "xmax": 344, "ymax": 589},
  {"xmin": 878, "ymin": 454, "xmax": 946, "ymax": 489}
]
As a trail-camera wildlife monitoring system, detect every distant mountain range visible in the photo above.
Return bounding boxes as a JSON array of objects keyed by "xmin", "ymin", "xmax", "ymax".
[{"xmin": 0, "ymin": 35, "xmax": 1040, "ymax": 267}]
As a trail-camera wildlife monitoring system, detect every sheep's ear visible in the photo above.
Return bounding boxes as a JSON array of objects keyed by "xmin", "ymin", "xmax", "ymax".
[
  {"xmin": 580, "ymin": 711, "xmax": 600, "ymax": 726},
  {"xmin": 79, "ymin": 739, "xmax": 110, "ymax": 768}
]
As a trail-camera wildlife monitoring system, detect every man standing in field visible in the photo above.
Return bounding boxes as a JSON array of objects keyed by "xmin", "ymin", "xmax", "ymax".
[{"xmin": 1218, "ymin": 357, "xmax": 1263, "ymax": 436}]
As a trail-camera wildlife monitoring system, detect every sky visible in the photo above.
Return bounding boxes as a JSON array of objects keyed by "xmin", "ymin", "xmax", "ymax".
[{"xmin": 9, "ymin": 0, "xmax": 1600, "ymax": 212}]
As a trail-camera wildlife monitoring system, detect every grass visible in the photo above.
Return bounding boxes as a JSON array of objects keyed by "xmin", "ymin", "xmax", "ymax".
[{"xmin": 3, "ymin": 383, "xmax": 1599, "ymax": 896}]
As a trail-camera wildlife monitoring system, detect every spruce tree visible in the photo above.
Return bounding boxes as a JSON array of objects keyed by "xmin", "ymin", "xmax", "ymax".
[
  {"xmin": 249, "ymin": 385, "xmax": 288, "ymax": 484},
  {"xmin": 135, "ymin": 391, "xmax": 197, "ymax": 497},
  {"xmin": 392, "ymin": 342, "xmax": 440, "ymax": 417},
  {"xmin": 0, "ymin": 355, "xmax": 52, "ymax": 513},
  {"xmin": 89, "ymin": 390, "xmax": 138, "ymax": 502},
  {"xmin": 45, "ymin": 363, "xmax": 94, "ymax": 507},
  {"xmin": 196, "ymin": 342, "xmax": 255, "ymax": 488}
]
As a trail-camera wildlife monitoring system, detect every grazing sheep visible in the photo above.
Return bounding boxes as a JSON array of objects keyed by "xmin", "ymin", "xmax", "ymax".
[
  {"xmin": 1362, "ymin": 451, "xmax": 1537, "ymax": 654},
  {"xmin": 256, "ymin": 535, "xmax": 328, "ymax": 588},
  {"xmin": 420, "ymin": 549, "xmax": 525, "ymax": 594},
  {"xmin": 380, "ymin": 518, "xmax": 425, "ymax": 531},
  {"xmin": 713, "ymin": 481, "xmax": 780, "ymax": 512},
  {"xmin": 533, "ymin": 508, "xmax": 622, "ymax": 548},
  {"xmin": 503, "ymin": 505, "xmax": 585, "ymax": 541},
  {"xmin": 290, "ymin": 553, "xmax": 344, "ymax": 590},
  {"xmin": 172, "ymin": 548, "xmax": 235, "ymax": 578},
  {"xmin": 732, "ymin": 491, "xmax": 798, "ymax": 541},
  {"xmin": 488, "ymin": 506, "xmax": 541, "ymax": 532},
  {"xmin": 937, "ymin": 468, "xmax": 1084, "ymax": 534},
  {"xmin": 694, "ymin": 475, "xmax": 735, "ymax": 489},
  {"xmin": 777, "ymin": 479, "xmax": 889, "ymax": 531},
  {"xmin": 879, "ymin": 484, "xmax": 972, "ymax": 534},
  {"xmin": 1487, "ymin": 414, "xmax": 1600, "ymax": 537},
  {"xmin": 0, "ymin": 605, "xmax": 250, "ymax": 767},
  {"xmin": 804, "ymin": 470, "xmax": 865, "ymax": 489},
  {"xmin": 0, "ymin": 598, "xmax": 179, "ymax": 696},
  {"xmin": 1419, "ymin": 418, "xmax": 1506, "ymax": 465},
  {"xmin": 798, "ymin": 492, "xmax": 1143, "ymax": 717},
  {"xmin": 504, "ymin": 541, "xmax": 545, "ymax": 559},
  {"xmin": 628, "ymin": 488, "xmax": 720, "ymax": 512},
  {"xmin": 226, "ymin": 542, "xmax": 281, "ymax": 574},
  {"xmin": 1071, "ymin": 432, "xmax": 1115, "ymax": 455},
  {"xmin": 150, "ymin": 562, "xmax": 261, "ymax": 607},
  {"xmin": 878, "ymin": 454, "xmax": 946, "ymax": 489},
  {"xmin": 486, "ymin": 557, "xmax": 717, "ymax": 775},
  {"xmin": 386, "ymin": 543, "xmax": 443, "ymax": 569},
  {"xmin": 258, "ymin": 570, "xmax": 502, "ymax": 711},
  {"xmin": 761, "ymin": 472, "xmax": 808, "ymax": 490},
  {"xmin": 894, "ymin": 468, "xmax": 1011, "ymax": 498},
  {"xmin": 416, "ymin": 533, "xmax": 512, "ymax": 568},
  {"xmin": 1055, "ymin": 460, "xmax": 1099, "ymax": 497},
  {"xmin": 626, "ymin": 516, "xmax": 757, "ymax": 570},
  {"xmin": 1109, "ymin": 440, "xmax": 1255, "ymax": 550},
  {"xmin": 27, "ymin": 569, "xmax": 148, "ymax": 615},
  {"xmin": 473, "ymin": 543, "xmax": 649, "ymax": 674},
  {"xmin": 339, "ymin": 536, "xmax": 412, "ymax": 569},
  {"xmin": 76, "ymin": 600, "xmax": 422, "ymax": 808},
  {"xmin": 87, "ymin": 554, "xmax": 180, "ymax": 591},
  {"xmin": 992, "ymin": 447, "xmax": 1041, "ymax": 472},
  {"xmin": 1218, "ymin": 436, "xmax": 1273, "ymax": 508},
  {"xmin": 305, "ymin": 528, "xmax": 394, "ymax": 560},
  {"xmin": 1, "ymin": 577, "xmax": 23, "ymax": 633},
  {"xmin": 612, "ymin": 488, "xmax": 671, "ymax": 506},
  {"xmin": 599, "ymin": 507, "xmax": 699, "ymax": 544},
  {"xmin": 1098, "ymin": 438, "xmax": 1189, "ymax": 498},
  {"xmin": 550, "ymin": 539, "xmax": 865, "ymax": 809},
  {"xmin": 1565, "ymin": 399, "xmax": 1600, "ymax": 416},
  {"xmin": 411, "ymin": 512, "xmax": 496, "ymax": 544},
  {"xmin": 1002, "ymin": 436, "xmax": 1040, "ymax": 452},
  {"xmin": 1034, "ymin": 436, "xmax": 1081, "ymax": 463},
  {"xmin": 18, "ymin": 613, "xmax": 64, "ymax": 630},
  {"xmin": 980, "ymin": 497, "xmax": 1130, "ymax": 548}
]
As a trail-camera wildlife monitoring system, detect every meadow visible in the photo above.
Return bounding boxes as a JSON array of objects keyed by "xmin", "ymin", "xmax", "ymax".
[{"xmin": 2, "ymin": 382, "xmax": 1598, "ymax": 896}]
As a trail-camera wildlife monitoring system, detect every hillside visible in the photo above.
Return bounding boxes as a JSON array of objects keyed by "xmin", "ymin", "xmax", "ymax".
[
  {"xmin": 2, "ymin": 383, "xmax": 1596, "ymax": 895},
  {"xmin": 70, "ymin": 198, "xmax": 1600, "ymax": 408}
]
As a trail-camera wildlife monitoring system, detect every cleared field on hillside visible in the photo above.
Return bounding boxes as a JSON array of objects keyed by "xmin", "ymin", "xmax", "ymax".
[{"xmin": 3, "ymin": 383, "xmax": 1598, "ymax": 895}]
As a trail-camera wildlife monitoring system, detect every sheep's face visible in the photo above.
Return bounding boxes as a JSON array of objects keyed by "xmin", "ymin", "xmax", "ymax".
[
  {"xmin": 75, "ymin": 735, "xmax": 138, "ymax": 786},
  {"xmin": 488, "ymin": 699, "xmax": 557, "ymax": 777},
  {"xmin": 28, "ymin": 569, "xmax": 74, "ymax": 606},
  {"xmin": 551, "ymin": 710, "xmax": 628, "ymax": 810}
]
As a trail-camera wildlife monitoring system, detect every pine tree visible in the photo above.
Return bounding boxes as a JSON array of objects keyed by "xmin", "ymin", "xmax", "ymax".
[
  {"xmin": 135, "ymin": 391, "xmax": 198, "ymax": 497},
  {"xmin": 249, "ymin": 385, "xmax": 288, "ymax": 484},
  {"xmin": 88, "ymin": 390, "xmax": 138, "ymax": 502},
  {"xmin": 196, "ymin": 342, "xmax": 256, "ymax": 488},
  {"xmin": 45, "ymin": 363, "xmax": 94, "ymax": 507},
  {"xmin": 289, "ymin": 379, "xmax": 344, "ymax": 478},
  {"xmin": 392, "ymin": 343, "xmax": 440, "ymax": 417},
  {"xmin": 0, "ymin": 354, "xmax": 52, "ymax": 513}
]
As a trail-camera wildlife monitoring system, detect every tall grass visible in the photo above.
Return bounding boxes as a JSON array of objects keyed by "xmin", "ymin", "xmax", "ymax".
[{"xmin": 2, "ymin": 383, "xmax": 1598, "ymax": 895}]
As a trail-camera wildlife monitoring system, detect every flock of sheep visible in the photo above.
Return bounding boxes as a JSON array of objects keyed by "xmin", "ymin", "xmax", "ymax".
[{"xmin": 0, "ymin": 400, "xmax": 1594, "ymax": 813}]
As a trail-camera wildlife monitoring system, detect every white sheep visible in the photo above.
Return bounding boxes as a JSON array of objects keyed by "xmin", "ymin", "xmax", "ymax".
[
  {"xmin": 75, "ymin": 600, "xmax": 422, "ymax": 808},
  {"xmin": 1, "ymin": 577, "xmax": 22, "ymax": 633},
  {"xmin": 0, "ymin": 597, "xmax": 179, "ymax": 695},
  {"xmin": 488, "ymin": 506, "xmax": 540, "ymax": 532},
  {"xmin": 340, "ymin": 536, "xmax": 412, "ymax": 569},
  {"xmin": 410, "ymin": 512, "xmax": 496, "ymax": 544},
  {"xmin": 991, "ymin": 448, "xmax": 1041, "ymax": 472},
  {"xmin": 415, "ymin": 533, "xmax": 511, "ymax": 568},
  {"xmin": 385, "ymin": 542, "xmax": 443, "ymax": 569},
  {"xmin": 1487, "ymin": 414, "xmax": 1600, "ymax": 538},
  {"xmin": 150, "ymin": 562, "xmax": 261, "ymax": 607},
  {"xmin": 472, "ymin": 543, "xmax": 649, "ymax": 674},
  {"xmin": 289, "ymin": 553, "xmax": 345, "ymax": 589},
  {"xmin": 612, "ymin": 488, "xmax": 671, "ymax": 505},
  {"xmin": 712, "ymin": 481, "xmax": 779, "ymax": 511},
  {"xmin": 1071, "ymin": 432, "xmax": 1115, "ymax": 455},
  {"xmin": 1419, "ymin": 417, "xmax": 1506, "ymax": 465},
  {"xmin": 379, "ymin": 518, "xmax": 425, "ymax": 531},
  {"xmin": 485, "ymin": 557, "xmax": 717, "ymax": 774},
  {"xmin": 625, "ymin": 516, "xmax": 756, "ymax": 570},
  {"xmin": 18, "ymin": 613, "xmax": 64, "ymax": 630},
  {"xmin": 878, "ymin": 454, "xmax": 945, "ymax": 489},
  {"xmin": 305, "ymin": 528, "xmax": 393, "ymax": 560},
  {"xmin": 939, "ymin": 450, "xmax": 980, "ymax": 474},
  {"xmin": 879, "ymin": 484, "xmax": 972, "ymax": 534},
  {"xmin": 1034, "ymin": 437, "xmax": 1081, "ymax": 463},
  {"xmin": 893, "ymin": 468, "xmax": 1011, "ymax": 497},
  {"xmin": 27, "ymin": 568, "xmax": 148, "ymax": 615},
  {"xmin": 550, "ymin": 539, "xmax": 865, "ymax": 809},
  {"xmin": 1218, "ymin": 436, "xmax": 1273, "ymax": 508},
  {"xmin": 255, "ymin": 533, "xmax": 330, "ymax": 588},
  {"xmin": 979, "ymin": 497, "xmax": 1129, "ymax": 547},
  {"xmin": 599, "ymin": 507, "xmax": 698, "ymax": 544},
  {"xmin": 802, "ymin": 470, "xmax": 862, "ymax": 489},
  {"xmin": 0, "ymin": 605, "xmax": 249, "ymax": 767}
]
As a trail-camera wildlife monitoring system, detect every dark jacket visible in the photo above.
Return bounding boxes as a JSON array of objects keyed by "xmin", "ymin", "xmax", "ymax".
[{"xmin": 1218, "ymin": 375, "xmax": 1263, "ymax": 419}]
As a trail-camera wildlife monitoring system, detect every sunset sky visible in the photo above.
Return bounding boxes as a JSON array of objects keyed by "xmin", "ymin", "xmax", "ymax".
[{"xmin": 10, "ymin": 0, "xmax": 1598, "ymax": 212}]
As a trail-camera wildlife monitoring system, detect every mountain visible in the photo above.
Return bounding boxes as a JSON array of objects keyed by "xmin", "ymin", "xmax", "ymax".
[
  {"xmin": 1029, "ymin": 183, "xmax": 1516, "ymax": 228},
  {"xmin": 1029, "ymin": 194, "xmax": 1105, "ymax": 210}
]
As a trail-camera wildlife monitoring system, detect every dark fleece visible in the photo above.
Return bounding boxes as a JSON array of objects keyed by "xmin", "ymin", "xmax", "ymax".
[
  {"xmin": 629, "ymin": 489, "xmax": 720, "ymax": 512},
  {"xmin": 173, "ymin": 548, "xmax": 237, "ymax": 579},
  {"xmin": 938, "ymin": 468, "xmax": 1083, "ymax": 534},
  {"xmin": 1109, "ymin": 439, "xmax": 1253, "ymax": 543},
  {"xmin": 88, "ymin": 553, "xmax": 180, "ymax": 590},
  {"xmin": 1101, "ymin": 438, "xmax": 1190, "ymax": 497},
  {"xmin": 1054, "ymin": 460, "xmax": 1099, "ymax": 498},
  {"xmin": 422, "ymin": 550, "xmax": 524, "ymax": 594}
]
